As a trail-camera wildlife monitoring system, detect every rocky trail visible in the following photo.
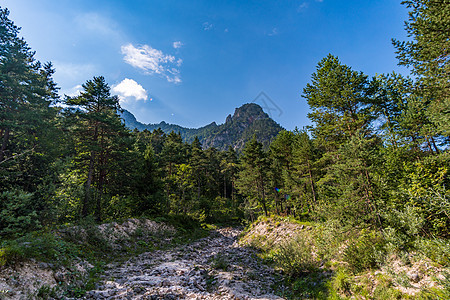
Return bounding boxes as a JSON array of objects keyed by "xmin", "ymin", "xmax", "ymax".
[{"xmin": 85, "ymin": 228, "xmax": 285, "ymax": 300}]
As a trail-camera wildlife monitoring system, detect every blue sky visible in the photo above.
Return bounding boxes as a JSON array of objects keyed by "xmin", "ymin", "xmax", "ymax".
[{"xmin": 3, "ymin": 0, "xmax": 410, "ymax": 130}]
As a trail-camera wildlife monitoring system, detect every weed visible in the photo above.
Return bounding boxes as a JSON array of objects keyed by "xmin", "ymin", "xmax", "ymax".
[
  {"xmin": 272, "ymin": 234, "xmax": 319, "ymax": 276},
  {"xmin": 36, "ymin": 285, "xmax": 59, "ymax": 299},
  {"xmin": 330, "ymin": 268, "xmax": 352, "ymax": 297},
  {"xmin": 343, "ymin": 230, "xmax": 386, "ymax": 274},
  {"xmin": 210, "ymin": 253, "xmax": 229, "ymax": 271}
]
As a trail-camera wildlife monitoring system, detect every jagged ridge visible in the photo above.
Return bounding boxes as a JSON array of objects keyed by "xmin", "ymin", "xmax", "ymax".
[{"xmin": 120, "ymin": 103, "xmax": 283, "ymax": 151}]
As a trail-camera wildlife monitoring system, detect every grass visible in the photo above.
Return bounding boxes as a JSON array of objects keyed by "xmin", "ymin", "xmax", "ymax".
[
  {"xmin": 0, "ymin": 232, "xmax": 80, "ymax": 267},
  {"xmin": 210, "ymin": 253, "xmax": 230, "ymax": 271},
  {"xmin": 0, "ymin": 215, "xmax": 213, "ymax": 298},
  {"xmin": 239, "ymin": 216, "xmax": 450, "ymax": 300}
]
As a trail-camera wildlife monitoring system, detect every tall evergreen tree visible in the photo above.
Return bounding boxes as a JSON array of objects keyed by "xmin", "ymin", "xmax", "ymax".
[
  {"xmin": 64, "ymin": 76, "xmax": 126, "ymax": 220},
  {"xmin": 236, "ymin": 137, "xmax": 270, "ymax": 216},
  {"xmin": 303, "ymin": 54, "xmax": 376, "ymax": 151},
  {"xmin": 393, "ymin": 0, "xmax": 450, "ymax": 137}
]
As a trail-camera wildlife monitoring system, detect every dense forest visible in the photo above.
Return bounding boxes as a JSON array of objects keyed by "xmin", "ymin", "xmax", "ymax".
[{"xmin": 1, "ymin": 0, "xmax": 448, "ymax": 236}]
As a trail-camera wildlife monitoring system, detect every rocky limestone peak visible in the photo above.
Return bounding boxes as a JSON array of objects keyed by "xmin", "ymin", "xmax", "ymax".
[
  {"xmin": 225, "ymin": 114, "xmax": 232, "ymax": 124},
  {"xmin": 231, "ymin": 103, "xmax": 268, "ymax": 124}
]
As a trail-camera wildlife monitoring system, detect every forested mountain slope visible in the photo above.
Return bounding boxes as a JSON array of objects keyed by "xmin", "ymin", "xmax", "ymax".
[{"xmin": 120, "ymin": 103, "xmax": 283, "ymax": 151}]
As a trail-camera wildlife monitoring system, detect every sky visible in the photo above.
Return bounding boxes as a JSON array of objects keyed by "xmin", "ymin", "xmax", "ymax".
[{"xmin": 2, "ymin": 0, "xmax": 410, "ymax": 130}]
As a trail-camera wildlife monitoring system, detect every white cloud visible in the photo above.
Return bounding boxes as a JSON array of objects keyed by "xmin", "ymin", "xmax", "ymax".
[
  {"xmin": 297, "ymin": 2, "xmax": 309, "ymax": 12},
  {"xmin": 203, "ymin": 22, "xmax": 213, "ymax": 31},
  {"xmin": 121, "ymin": 43, "xmax": 182, "ymax": 83},
  {"xmin": 268, "ymin": 28, "xmax": 278, "ymax": 36},
  {"xmin": 173, "ymin": 41, "xmax": 183, "ymax": 49},
  {"xmin": 112, "ymin": 78, "xmax": 148, "ymax": 104},
  {"xmin": 65, "ymin": 85, "xmax": 83, "ymax": 97}
]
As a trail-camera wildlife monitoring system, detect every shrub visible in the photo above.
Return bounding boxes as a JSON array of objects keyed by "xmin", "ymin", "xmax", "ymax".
[
  {"xmin": 272, "ymin": 234, "xmax": 319, "ymax": 276},
  {"xmin": 0, "ymin": 189, "xmax": 41, "ymax": 237},
  {"xmin": 383, "ymin": 205, "xmax": 423, "ymax": 252},
  {"xmin": 416, "ymin": 238, "xmax": 450, "ymax": 267},
  {"xmin": 343, "ymin": 230, "xmax": 386, "ymax": 274},
  {"xmin": 0, "ymin": 232, "xmax": 79, "ymax": 266},
  {"xmin": 314, "ymin": 220, "xmax": 346, "ymax": 262},
  {"xmin": 330, "ymin": 268, "xmax": 352, "ymax": 297}
]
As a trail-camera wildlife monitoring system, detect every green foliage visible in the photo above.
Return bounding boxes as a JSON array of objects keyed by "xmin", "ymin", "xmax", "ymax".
[
  {"xmin": 0, "ymin": 189, "xmax": 40, "ymax": 237},
  {"xmin": 343, "ymin": 231, "xmax": 386, "ymax": 274},
  {"xmin": 401, "ymin": 153, "xmax": 450, "ymax": 236},
  {"xmin": 330, "ymin": 268, "xmax": 352, "ymax": 297},
  {"xmin": 287, "ymin": 273, "xmax": 328, "ymax": 299},
  {"xmin": 0, "ymin": 232, "xmax": 79, "ymax": 267},
  {"xmin": 313, "ymin": 221, "xmax": 346, "ymax": 262},
  {"xmin": 393, "ymin": 0, "xmax": 450, "ymax": 136},
  {"xmin": 303, "ymin": 54, "xmax": 376, "ymax": 150},
  {"xmin": 236, "ymin": 136, "xmax": 270, "ymax": 216},
  {"xmin": 271, "ymin": 234, "xmax": 319, "ymax": 276},
  {"xmin": 383, "ymin": 205, "xmax": 424, "ymax": 252},
  {"xmin": 415, "ymin": 238, "xmax": 450, "ymax": 267}
]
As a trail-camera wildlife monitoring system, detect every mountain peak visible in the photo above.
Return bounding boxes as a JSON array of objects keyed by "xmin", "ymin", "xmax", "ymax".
[
  {"xmin": 120, "ymin": 103, "xmax": 283, "ymax": 151},
  {"xmin": 231, "ymin": 103, "xmax": 268, "ymax": 123}
]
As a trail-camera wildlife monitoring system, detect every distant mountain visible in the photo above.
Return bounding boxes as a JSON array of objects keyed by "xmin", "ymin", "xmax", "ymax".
[{"xmin": 120, "ymin": 103, "xmax": 284, "ymax": 151}]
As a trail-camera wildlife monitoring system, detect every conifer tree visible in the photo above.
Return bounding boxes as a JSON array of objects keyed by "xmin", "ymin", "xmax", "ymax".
[
  {"xmin": 236, "ymin": 137, "xmax": 270, "ymax": 216},
  {"xmin": 303, "ymin": 54, "xmax": 376, "ymax": 151},
  {"xmin": 64, "ymin": 76, "xmax": 126, "ymax": 220},
  {"xmin": 393, "ymin": 0, "xmax": 450, "ymax": 137}
]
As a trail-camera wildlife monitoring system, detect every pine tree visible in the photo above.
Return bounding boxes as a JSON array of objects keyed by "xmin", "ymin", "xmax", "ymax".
[
  {"xmin": 0, "ymin": 7, "xmax": 58, "ymax": 173},
  {"xmin": 393, "ymin": 0, "xmax": 450, "ymax": 137},
  {"xmin": 64, "ymin": 76, "xmax": 126, "ymax": 220},
  {"xmin": 302, "ymin": 54, "xmax": 376, "ymax": 151},
  {"xmin": 236, "ymin": 136, "xmax": 270, "ymax": 216}
]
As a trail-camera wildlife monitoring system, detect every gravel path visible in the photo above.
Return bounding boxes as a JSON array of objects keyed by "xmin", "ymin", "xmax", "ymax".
[{"xmin": 84, "ymin": 228, "xmax": 285, "ymax": 300}]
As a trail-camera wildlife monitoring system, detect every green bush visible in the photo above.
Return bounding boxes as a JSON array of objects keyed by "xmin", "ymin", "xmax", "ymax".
[
  {"xmin": 383, "ymin": 205, "xmax": 426, "ymax": 253},
  {"xmin": 0, "ymin": 232, "xmax": 79, "ymax": 266},
  {"xmin": 272, "ymin": 234, "xmax": 319, "ymax": 276},
  {"xmin": 329, "ymin": 268, "xmax": 352, "ymax": 297},
  {"xmin": 416, "ymin": 238, "xmax": 450, "ymax": 267},
  {"xmin": 0, "ymin": 189, "xmax": 41, "ymax": 237},
  {"xmin": 343, "ymin": 230, "xmax": 386, "ymax": 274},
  {"xmin": 314, "ymin": 220, "xmax": 346, "ymax": 262}
]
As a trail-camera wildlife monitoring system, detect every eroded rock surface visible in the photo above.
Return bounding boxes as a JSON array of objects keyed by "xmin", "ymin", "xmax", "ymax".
[{"xmin": 85, "ymin": 228, "xmax": 285, "ymax": 300}]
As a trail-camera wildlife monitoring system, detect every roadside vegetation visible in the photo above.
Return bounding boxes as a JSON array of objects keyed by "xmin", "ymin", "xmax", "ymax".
[
  {"xmin": 0, "ymin": 0, "xmax": 449, "ymax": 299},
  {"xmin": 240, "ymin": 216, "xmax": 450, "ymax": 299}
]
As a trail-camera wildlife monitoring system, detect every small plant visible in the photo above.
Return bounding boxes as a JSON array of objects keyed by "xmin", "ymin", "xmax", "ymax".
[
  {"xmin": 343, "ymin": 230, "xmax": 386, "ymax": 274},
  {"xmin": 210, "ymin": 253, "xmax": 229, "ymax": 271},
  {"xmin": 36, "ymin": 285, "xmax": 59, "ymax": 299},
  {"xmin": 329, "ymin": 268, "xmax": 352, "ymax": 297},
  {"xmin": 272, "ymin": 234, "xmax": 318, "ymax": 276}
]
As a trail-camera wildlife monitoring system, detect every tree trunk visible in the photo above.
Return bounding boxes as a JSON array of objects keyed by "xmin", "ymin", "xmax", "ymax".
[
  {"xmin": 83, "ymin": 152, "xmax": 95, "ymax": 217},
  {"xmin": 431, "ymin": 136, "xmax": 440, "ymax": 154},
  {"xmin": 0, "ymin": 128, "xmax": 10, "ymax": 162},
  {"xmin": 223, "ymin": 174, "xmax": 227, "ymax": 199},
  {"xmin": 83, "ymin": 124, "xmax": 98, "ymax": 217},
  {"xmin": 307, "ymin": 160, "xmax": 317, "ymax": 206}
]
